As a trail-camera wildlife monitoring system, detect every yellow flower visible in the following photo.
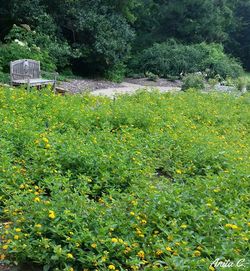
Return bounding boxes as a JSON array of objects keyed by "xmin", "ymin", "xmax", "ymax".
[
  {"xmin": 49, "ymin": 210, "xmax": 56, "ymax": 219},
  {"xmin": 2, "ymin": 245, "xmax": 8, "ymax": 250},
  {"xmin": 247, "ymin": 222, "xmax": 250, "ymax": 227},
  {"xmin": 180, "ymin": 224, "xmax": 187, "ymax": 229},
  {"xmin": 156, "ymin": 249, "xmax": 163, "ymax": 256},
  {"xmin": 42, "ymin": 137, "xmax": 49, "ymax": 143},
  {"xmin": 108, "ymin": 264, "xmax": 116, "ymax": 270},
  {"xmin": 111, "ymin": 238, "xmax": 118, "ymax": 243},
  {"xmin": 14, "ymin": 235, "xmax": 19, "ymax": 240},
  {"xmin": 15, "ymin": 228, "xmax": 21, "ymax": 232},
  {"xmin": 193, "ymin": 250, "xmax": 201, "ymax": 257},
  {"xmin": 19, "ymin": 184, "xmax": 25, "ymax": 189},
  {"xmin": 209, "ymin": 266, "xmax": 215, "ymax": 271},
  {"xmin": 118, "ymin": 238, "xmax": 124, "ymax": 244},
  {"xmin": 137, "ymin": 250, "xmax": 145, "ymax": 259},
  {"xmin": 91, "ymin": 243, "xmax": 97, "ymax": 249},
  {"xmin": 69, "ymin": 268, "xmax": 74, "ymax": 271},
  {"xmin": 101, "ymin": 256, "xmax": 107, "ymax": 262},
  {"xmin": 225, "ymin": 224, "xmax": 240, "ymax": 230},
  {"xmin": 167, "ymin": 235, "xmax": 173, "ymax": 241},
  {"xmin": 130, "ymin": 211, "xmax": 135, "ymax": 216},
  {"xmin": 124, "ymin": 247, "xmax": 131, "ymax": 254},
  {"xmin": 67, "ymin": 253, "xmax": 74, "ymax": 259},
  {"xmin": 173, "ymin": 250, "xmax": 178, "ymax": 256},
  {"xmin": 35, "ymin": 224, "xmax": 42, "ymax": 228},
  {"xmin": 131, "ymin": 200, "xmax": 137, "ymax": 206},
  {"xmin": 0, "ymin": 254, "xmax": 5, "ymax": 260},
  {"xmin": 176, "ymin": 169, "xmax": 182, "ymax": 174},
  {"xmin": 166, "ymin": 246, "xmax": 172, "ymax": 252},
  {"xmin": 141, "ymin": 219, "xmax": 147, "ymax": 225},
  {"xmin": 34, "ymin": 197, "xmax": 41, "ymax": 202}
]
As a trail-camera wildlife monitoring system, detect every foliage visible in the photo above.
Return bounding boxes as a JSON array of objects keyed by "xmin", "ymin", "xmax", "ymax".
[
  {"xmin": 41, "ymin": 0, "xmax": 135, "ymax": 76},
  {"xmin": 4, "ymin": 25, "xmax": 75, "ymax": 71},
  {"xmin": 104, "ymin": 62, "xmax": 127, "ymax": 83},
  {"xmin": 0, "ymin": 72, "xmax": 9, "ymax": 84},
  {"xmin": 132, "ymin": 0, "xmax": 235, "ymax": 50},
  {"xmin": 181, "ymin": 73, "xmax": 205, "ymax": 91},
  {"xmin": 1, "ymin": 0, "xmax": 249, "ymax": 77},
  {"xmin": 130, "ymin": 41, "xmax": 243, "ymax": 79},
  {"xmin": 0, "ymin": 41, "xmax": 56, "ymax": 72},
  {"xmin": 0, "ymin": 87, "xmax": 249, "ymax": 270},
  {"xmin": 246, "ymin": 74, "xmax": 250, "ymax": 91},
  {"xmin": 145, "ymin": 71, "xmax": 158, "ymax": 82},
  {"xmin": 226, "ymin": 0, "xmax": 250, "ymax": 70}
]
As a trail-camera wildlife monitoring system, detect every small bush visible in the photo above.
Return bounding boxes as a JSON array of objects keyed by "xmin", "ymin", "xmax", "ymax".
[
  {"xmin": 130, "ymin": 41, "xmax": 243, "ymax": 79},
  {"xmin": 0, "ymin": 41, "xmax": 56, "ymax": 72},
  {"xmin": 105, "ymin": 62, "xmax": 126, "ymax": 83},
  {"xmin": 145, "ymin": 71, "xmax": 158, "ymax": 81},
  {"xmin": 182, "ymin": 73, "xmax": 205, "ymax": 91},
  {"xmin": 0, "ymin": 71, "xmax": 9, "ymax": 84},
  {"xmin": 1, "ymin": 25, "xmax": 76, "ymax": 72},
  {"xmin": 236, "ymin": 77, "xmax": 248, "ymax": 91}
]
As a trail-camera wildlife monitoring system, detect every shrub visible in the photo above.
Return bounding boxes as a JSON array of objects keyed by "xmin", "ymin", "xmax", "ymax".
[
  {"xmin": 236, "ymin": 77, "xmax": 248, "ymax": 91},
  {"xmin": 145, "ymin": 71, "xmax": 159, "ymax": 81},
  {"xmin": 0, "ymin": 87, "xmax": 249, "ymax": 270},
  {"xmin": 2, "ymin": 25, "xmax": 76, "ymax": 72},
  {"xmin": 104, "ymin": 62, "xmax": 126, "ymax": 83},
  {"xmin": 182, "ymin": 73, "xmax": 205, "ymax": 91},
  {"xmin": 0, "ymin": 72, "xmax": 9, "ymax": 84},
  {"xmin": 0, "ymin": 41, "xmax": 56, "ymax": 72},
  {"xmin": 130, "ymin": 41, "xmax": 243, "ymax": 79}
]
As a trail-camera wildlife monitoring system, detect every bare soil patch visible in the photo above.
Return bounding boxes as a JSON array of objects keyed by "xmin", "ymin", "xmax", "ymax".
[{"xmin": 58, "ymin": 77, "xmax": 182, "ymax": 94}]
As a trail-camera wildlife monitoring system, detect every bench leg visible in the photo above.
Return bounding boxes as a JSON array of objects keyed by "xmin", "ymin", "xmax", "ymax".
[
  {"xmin": 52, "ymin": 81, "xmax": 57, "ymax": 93},
  {"xmin": 27, "ymin": 78, "xmax": 30, "ymax": 92}
]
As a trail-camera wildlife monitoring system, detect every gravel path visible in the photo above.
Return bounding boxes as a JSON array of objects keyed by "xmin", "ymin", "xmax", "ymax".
[
  {"xmin": 58, "ymin": 78, "xmax": 181, "ymax": 97},
  {"xmin": 91, "ymin": 82, "xmax": 180, "ymax": 98}
]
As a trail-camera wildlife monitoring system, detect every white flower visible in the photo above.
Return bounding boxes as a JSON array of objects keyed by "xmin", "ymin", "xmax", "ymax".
[{"xmin": 14, "ymin": 39, "xmax": 26, "ymax": 47}]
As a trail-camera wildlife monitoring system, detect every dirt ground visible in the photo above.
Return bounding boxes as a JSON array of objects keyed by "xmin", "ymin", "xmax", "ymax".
[{"xmin": 58, "ymin": 77, "xmax": 182, "ymax": 94}]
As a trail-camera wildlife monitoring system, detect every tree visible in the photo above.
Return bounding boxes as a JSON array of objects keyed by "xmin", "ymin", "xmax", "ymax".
[{"xmin": 226, "ymin": 0, "xmax": 250, "ymax": 70}]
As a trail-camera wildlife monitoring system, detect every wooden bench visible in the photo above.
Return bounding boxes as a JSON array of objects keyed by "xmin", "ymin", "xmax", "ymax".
[{"xmin": 10, "ymin": 59, "xmax": 58, "ymax": 91}]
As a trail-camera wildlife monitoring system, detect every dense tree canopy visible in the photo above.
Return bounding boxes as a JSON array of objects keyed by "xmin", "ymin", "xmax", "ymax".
[{"xmin": 0, "ymin": 0, "xmax": 249, "ymax": 78}]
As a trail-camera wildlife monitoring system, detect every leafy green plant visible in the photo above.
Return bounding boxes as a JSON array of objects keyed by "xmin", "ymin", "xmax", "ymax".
[
  {"xmin": 182, "ymin": 73, "xmax": 205, "ymax": 91},
  {"xmin": 105, "ymin": 62, "xmax": 126, "ymax": 83},
  {"xmin": 208, "ymin": 78, "xmax": 219, "ymax": 89},
  {"xmin": 145, "ymin": 71, "xmax": 158, "ymax": 81},
  {"xmin": 0, "ymin": 87, "xmax": 249, "ymax": 271},
  {"xmin": 130, "ymin": 41, "xmax": 243, "ymax": 79},
  {"xmin": 0, "ymin": 41, "xmax": 56, "ymax": 72},
  {"xmin": 4, "ymin": 25, "xmax": 75, "ymax": 71},
  {"xmin": 236, "ymin": 77, "xmax": 247, "ymax": 91}
]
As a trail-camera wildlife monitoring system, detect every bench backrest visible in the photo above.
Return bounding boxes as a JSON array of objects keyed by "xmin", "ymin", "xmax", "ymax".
[{"xmin": 10, "ymin": 59, "xmax": 41, "ymax": 80}]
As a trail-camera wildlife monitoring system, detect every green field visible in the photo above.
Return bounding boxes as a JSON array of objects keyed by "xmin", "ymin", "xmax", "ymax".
[{"xmin": 0, "ymin": 87, "xmax": 249, "ymax": 271}]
